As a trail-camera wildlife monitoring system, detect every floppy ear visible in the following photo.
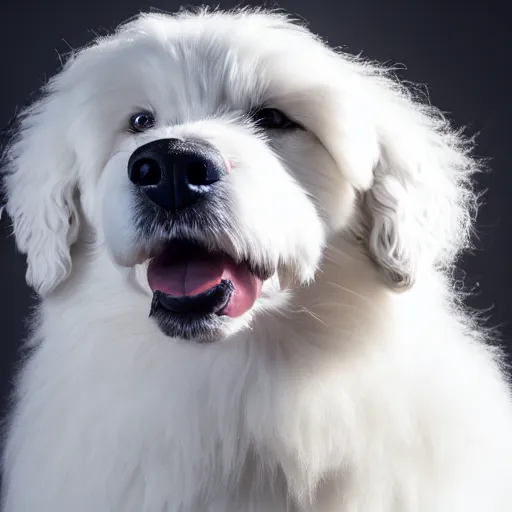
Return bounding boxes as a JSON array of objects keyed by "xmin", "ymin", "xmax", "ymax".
[
  {"xmin": 317, "ymin": 60, "xmax": 479, "ymax": 289},
  {"xmin": 2, "ymin": 81, "xmax": 80, "ymax": 297}
]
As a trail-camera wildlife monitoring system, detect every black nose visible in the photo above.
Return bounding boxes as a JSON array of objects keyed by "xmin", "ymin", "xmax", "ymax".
[{"xmin": 128, "ymin": 138, "xmax": 226, "ymax": 211}]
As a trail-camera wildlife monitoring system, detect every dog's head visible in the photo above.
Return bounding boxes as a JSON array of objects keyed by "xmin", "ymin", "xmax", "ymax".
[{"xmin": 2, "ymin": 9, "xmax": 478, "ymax": 342}]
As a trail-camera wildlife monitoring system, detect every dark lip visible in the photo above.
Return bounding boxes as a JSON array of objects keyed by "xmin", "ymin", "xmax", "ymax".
[
  {"xmin": 149, "ymin": 299, "xmax": 224, "ymax": 342},
  {"xmin": 150, "ymin": 280, "xmax": 235, "ymax": 317}
]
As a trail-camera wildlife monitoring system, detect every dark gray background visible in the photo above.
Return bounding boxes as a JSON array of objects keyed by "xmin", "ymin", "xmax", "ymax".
[{"xmin": 1, "ymin": 0, "xmax": 510, "ymax": 413}]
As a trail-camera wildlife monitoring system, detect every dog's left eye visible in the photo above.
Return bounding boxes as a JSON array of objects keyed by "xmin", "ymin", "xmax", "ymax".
[
  {"xmin": 250, "ymin": 108, "xmax": 300, "ymax": 130},
  {"xmin": 129, "ymin": 112, "xmax": 155, "ymax": 133}
]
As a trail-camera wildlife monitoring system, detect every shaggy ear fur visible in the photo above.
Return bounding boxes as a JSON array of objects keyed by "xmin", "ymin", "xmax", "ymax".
[
  {"xmin": 2, "ymin": 81, "xmax": 80, "ymax": 297},
  {"xmin": 318, "ymin": 57, "xmax": 479, "ymax": 289}
]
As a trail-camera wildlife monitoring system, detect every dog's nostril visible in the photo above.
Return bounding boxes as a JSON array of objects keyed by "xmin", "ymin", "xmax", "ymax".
[
  {"xmin": 130, "ymin": 158, "xmax": 162, "ymax": 186},
  {"xmin": 187, "ymin": 162, "xmax": 214, "ymax": 186}
]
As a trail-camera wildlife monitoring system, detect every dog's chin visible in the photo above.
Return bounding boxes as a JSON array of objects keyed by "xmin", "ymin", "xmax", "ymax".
[
  {"xmin": 146, "ymin": 239, "xmax": 273, "ymax": 343},
  {"xmin": 149, "ymin": 294, "xmax": 228, "ymax": 342}
]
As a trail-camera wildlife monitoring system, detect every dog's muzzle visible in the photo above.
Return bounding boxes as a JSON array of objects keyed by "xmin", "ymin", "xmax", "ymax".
[{"xmin": 127, "ymin": 139, "xmax": 268, "ymax": 342}]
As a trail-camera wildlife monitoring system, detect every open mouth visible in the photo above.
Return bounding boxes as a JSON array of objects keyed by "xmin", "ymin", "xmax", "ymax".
[{"xmin": 147, "ymin": 240, "xmax": 272, "ymax": 341}]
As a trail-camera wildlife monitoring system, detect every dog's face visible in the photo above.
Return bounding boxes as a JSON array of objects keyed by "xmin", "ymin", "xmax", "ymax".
[{"xmin": 2, "ymin": 10, "xmax": 476, "ymax": 343}]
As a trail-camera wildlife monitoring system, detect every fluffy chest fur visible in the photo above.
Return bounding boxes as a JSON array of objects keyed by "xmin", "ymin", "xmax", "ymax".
[{"xmin": 4, "ymin": 244, "xmax": 512, "ymax": 512}]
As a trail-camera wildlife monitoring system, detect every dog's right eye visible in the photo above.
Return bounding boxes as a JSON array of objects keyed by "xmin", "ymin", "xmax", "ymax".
[
  {"xmin": 250, "ymin": 108, "xmax": 301, "ymax": 130},
  {"xmin": 129, "ymin": 112, "xmax": 155, "ymax": 133}
]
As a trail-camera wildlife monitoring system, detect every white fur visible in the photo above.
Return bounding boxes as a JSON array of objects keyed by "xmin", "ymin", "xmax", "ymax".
[{"xmin": 2, "ymin": 8, "xmax": 512, "ymax": 512}]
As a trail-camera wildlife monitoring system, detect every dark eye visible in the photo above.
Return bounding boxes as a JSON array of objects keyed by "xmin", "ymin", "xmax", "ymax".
[
  {"xmin": 129, "ymin": 112, "xmax": 155, "ymax": 133},
  {"xmin": 250, "ymin": 108, "xmax": 300, "ymax": 130}
]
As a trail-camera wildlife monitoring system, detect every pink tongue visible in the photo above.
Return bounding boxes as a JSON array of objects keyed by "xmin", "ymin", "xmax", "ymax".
[{"xmin": 147, "ymin": 251, "xmax": 262, "ymax": 318}]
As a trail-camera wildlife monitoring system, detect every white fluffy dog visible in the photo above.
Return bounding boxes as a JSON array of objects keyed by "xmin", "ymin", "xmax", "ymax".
[{"xmin": 2, "ymin": 8, "xmax": 512, "ymax": 512}]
